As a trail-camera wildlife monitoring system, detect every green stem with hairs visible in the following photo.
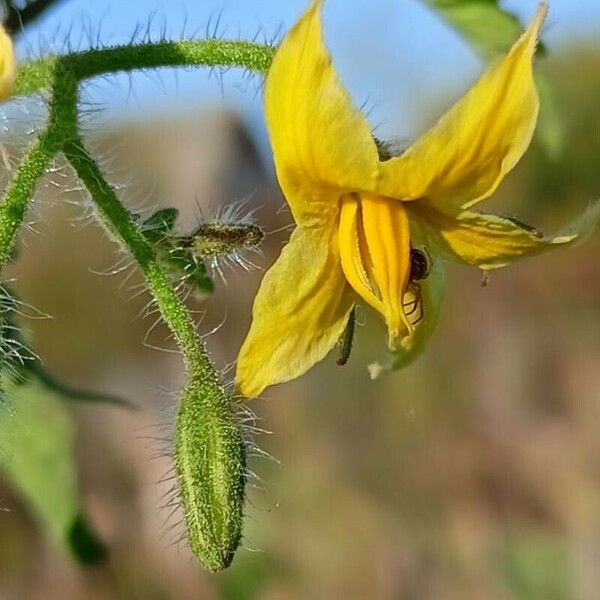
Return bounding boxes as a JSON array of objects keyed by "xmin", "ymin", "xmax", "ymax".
[
  {"xmin": 0, "ymin": 129, "xmax": 57, "ymax": 264},
  {"xmin": 60, "ymin": 83, "xmax": 245, "ymax": 570},
  {"xmin": 0, "ymin": 37, "xmax": 270, "ymax": 571},
  {"xmin": 0, "ymin": 68, "xmax": 70, "ymax": 414},
  {"xmin": 0, "ymin": 64, "xmax": 82, "ymax": 263},
  {"xmin": 14, "ymin": 39, "xmax": 275, "ymax": 97}
]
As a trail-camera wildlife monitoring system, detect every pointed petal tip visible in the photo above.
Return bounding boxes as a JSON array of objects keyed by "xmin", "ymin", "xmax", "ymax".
[
  {"xmin": 537, "ymin": 2, "xmax": 548, "ymax": 16},
  {"xmin": 530, "ymin": 2, "xmax": 549, "ymax": 38},
  {"xmin": 234, "ymin": 377, "xmax": 263, "ymax": 401},
  {"xmin": 558, "ymin": 200, "xmax": 600, "ymax": 246},
  {"xmin": 265, "ymin": 0, "xmax": 379, "ymax": 219},
  {"xmin": 377, "ymin": 0, "xmax": 547, "ymax": 208},
  {"xmin": 537, "ymin": 2, "xmax": 549, "ymax": 19},
  {"xmin": 302, "ymin": 0, "xmax": 325, "ymax": 22}
]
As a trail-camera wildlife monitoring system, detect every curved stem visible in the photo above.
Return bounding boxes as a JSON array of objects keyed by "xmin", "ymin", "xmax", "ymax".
[
  {"xmin": 0, "ymin": 129, "xmax": 58, "ymax": 264},
  {"xmin": 1, "ymin": 37, "xmax": 255, "ymax": 571},
  {"xmin": 63, "ymin": 134, "xmax": 245, "ymax": 571},
  {"xmin": 63, "ymin": 136, "xmax": 209, "ymax": 372},
  {"xmin": 0, "ymin": 71, "xmax": 65, "ymax": 422},
  {"xmin": 14, "ymin": 39, "xmax": 274, "ymax": 97}
]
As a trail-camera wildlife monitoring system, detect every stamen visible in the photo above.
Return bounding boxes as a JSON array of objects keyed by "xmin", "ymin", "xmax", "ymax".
[{"xmin": 339, "ymin": 194, "xmax": 412, "ymax": 346}]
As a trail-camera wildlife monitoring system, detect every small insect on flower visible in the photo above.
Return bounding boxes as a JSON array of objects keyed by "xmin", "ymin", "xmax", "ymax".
[
  {"xmin": 403, "ymin": 248, "xmax": 431, "ymax": 327},
  {"xmin": 235, "ymin": 0, "xmax": 592, "ymax": 398},
  {"xmin": 408, "ymin": 248, "xmax": 430, "ymax": 283}
]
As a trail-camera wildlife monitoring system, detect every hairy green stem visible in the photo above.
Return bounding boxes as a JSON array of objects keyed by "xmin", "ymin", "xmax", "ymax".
[
  {"xmin": 14, "ymin": 39, "xmax": 274, "ymax": 97},
  {"xmin": 63, "ymin": 134, "xmax": 246, "ymax": 571},
  {"xmin": 62, "ymin": 141, "xmax": 203, "ymax": 368},
  {"xmin": 0, "ymin": 67, "xmax": 67, "ymax": 418},
  {"xmin": 0, "ymin": 63, "xmax": 81, "ymax": 265},
  {"xmin": 0, "ymin": 36, "xmax": 263, "ymax": 572},
  {"xmin": 0, "ymin": 130, "xmax": 57, "ymax": 264}
]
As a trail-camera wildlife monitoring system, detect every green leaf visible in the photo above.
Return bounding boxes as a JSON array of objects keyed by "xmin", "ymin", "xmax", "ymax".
[
  {"xmin": 535, "ymin": 72, "xmax": 566, "ymax": 162},
  {"xmin": 165, "ymin": 245, "xmax": 215, "ymax": 293},
  {"xmin": 141, "ymin": 207, "xmax": 180, "ymax": 242},
  {"xmin": 67, "ymin": 514, "xmax": 108, "ymax": 565},
  {"xmin": 0, "ymin": 377, "xmax": 106, "ymax": 564},
  {"xmin": 423, "ymin": 0, "xmax": 563, "ymax": 157},
  {"xmin": 140, "ymin": 208, "xmax": 215, "ymax": 294},
  {"xmin": 498, "ymin": 533, "xmax": 573, "ymax": 600},
  {"xmin": 424, "ymin": 0, "xmax": 523, "ymax": 61}
]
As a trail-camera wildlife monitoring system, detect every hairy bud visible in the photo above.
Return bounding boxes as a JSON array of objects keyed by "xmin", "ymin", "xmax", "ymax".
[
  {"xmin": 188, "ymin": 222, "xmax": 264, "ymax": 259},
  {"xmin": 174, "ymin": 379, "xmax": 246, "ymax": 572}
]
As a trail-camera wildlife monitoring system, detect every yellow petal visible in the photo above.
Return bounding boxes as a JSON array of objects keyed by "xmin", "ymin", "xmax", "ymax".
[
  {"xmin": 378, "ymin": 3, "xmax": 546, "ymax": 209},
  {"xmin": 0, "ymin": 25, "xmax": 16, "ymax": 100},
  {"xmin": 408, "ymin": 203, "xmax": 577, "ymax": 269},
  {"xmin": 369, "ymin": 256, "xmax": 446, "ymax": 379},
  {"xmin": 264, "ymin": 0, "xmax": 380, "ymax": 226},
  {"xmin": 338, "ymin": 194, "xmax": 412, "ymax": 346},
  {"xmin": 235, "ymin": 225, "xmax": 354, "ymax": 398}
]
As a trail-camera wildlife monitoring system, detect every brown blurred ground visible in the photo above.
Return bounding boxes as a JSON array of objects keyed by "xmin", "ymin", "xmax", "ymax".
[{"xmin": 0, "ymin": 49, "xmax": 599, "ymax": 600}]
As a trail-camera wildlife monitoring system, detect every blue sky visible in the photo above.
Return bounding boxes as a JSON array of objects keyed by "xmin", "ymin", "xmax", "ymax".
[{"xmin": 15, "ymin": 0, "xmax": 600, "ymax": 142}]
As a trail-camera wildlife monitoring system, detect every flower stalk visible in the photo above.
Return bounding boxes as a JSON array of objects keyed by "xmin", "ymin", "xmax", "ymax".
[
  {"xmin": 0, "ymin": 35, "xmax": 274, "ymax": 571},
  {"xmin": 63, "ymin": 134, "xmax": 246, "ymax": 571},
  {"xmin": 14, "ymin": 39, "xmax": 274, "ymax": 97}
]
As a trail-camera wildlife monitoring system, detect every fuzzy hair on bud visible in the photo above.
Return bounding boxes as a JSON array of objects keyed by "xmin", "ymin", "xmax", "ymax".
[{"xmin": 174, "ymin": 379, "xmax": 246, "ymax": 572}]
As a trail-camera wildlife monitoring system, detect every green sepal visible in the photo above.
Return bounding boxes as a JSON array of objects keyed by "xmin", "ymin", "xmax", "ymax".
[
  {"xmin": 175, "ymin": 379, "xmax": 246, "ymax": 572},
  {"xmin": 141, "ymin": 207, "xmax": 179, "ymax": 242},
  {"xmin": 141, "ymin": 209, "xmax": 215, "ymax": 294},
  {"xmin": 336, "ymin": 306, "xmax": 356, "ymax": 366},
  {"xmin": 67, "ymin": 514, "xmax": 108, "ymax": 565},
  {"xmin": 166, "ymin": 245, "xmax": 215, "ymax": 293}
]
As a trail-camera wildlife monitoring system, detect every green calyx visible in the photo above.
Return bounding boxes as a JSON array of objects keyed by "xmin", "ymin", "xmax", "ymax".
[{"xmin": 175, "ymin": 380, "xmax": 246, "ymax": 571}]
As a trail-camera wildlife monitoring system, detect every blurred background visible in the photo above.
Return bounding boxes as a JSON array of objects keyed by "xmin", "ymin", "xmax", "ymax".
[{"xmin": 0, "ymin": 0, "xmax": 599, "ymax": 598}]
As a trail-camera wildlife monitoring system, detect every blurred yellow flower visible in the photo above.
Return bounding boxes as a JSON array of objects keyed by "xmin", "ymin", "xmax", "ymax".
[
  {"xmin": 0, "ymin": 24, "xmax": 15, "ymax": 100},
  {"xmin": 236, "ymin": 0, "xmax": 578, "ymax": 398}
]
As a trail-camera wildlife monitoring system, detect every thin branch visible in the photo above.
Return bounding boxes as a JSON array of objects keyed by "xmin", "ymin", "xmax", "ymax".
[
  {"xmin": 14, "ymin": 39, "xmax": 275, "ymax": 97},
  {"xmin": 63, "ymin": 132, "xmax": 246, "ymax": 572}
]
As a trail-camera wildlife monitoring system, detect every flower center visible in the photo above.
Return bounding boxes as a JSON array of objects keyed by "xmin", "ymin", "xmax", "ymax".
[{"xmin": 338, "ymin": 193, "xmax": 413, "ymax": 347}]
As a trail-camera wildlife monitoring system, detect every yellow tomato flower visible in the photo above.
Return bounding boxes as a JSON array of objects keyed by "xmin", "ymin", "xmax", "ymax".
[
  {"xmin": 236, "ymin": 0, "xmax": 580, "ymax": 398},
  {"xmin": 0, "ymin": 24, "xmax": 15, "ymax": 100}
]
